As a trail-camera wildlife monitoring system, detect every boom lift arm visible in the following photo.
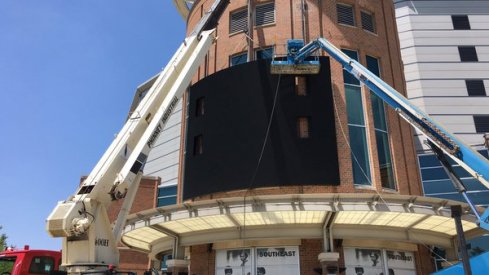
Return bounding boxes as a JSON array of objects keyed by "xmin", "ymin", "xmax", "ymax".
[
  {"xmin": 46, "ymin": 0, "xmax": 229, "ymax": 273},
  {"xmin": 272, "ymin": 38, "xmax": 489, "ymax": 229}
]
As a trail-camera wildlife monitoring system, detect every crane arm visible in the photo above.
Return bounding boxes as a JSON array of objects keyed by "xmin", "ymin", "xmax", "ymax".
[
  {"xmin": 46, "ymin": 0, "xmax": 229, "ymax": 273},
  {"xmin": 273, "ymin": 38, "xmax": 489, "ymax": 229}
]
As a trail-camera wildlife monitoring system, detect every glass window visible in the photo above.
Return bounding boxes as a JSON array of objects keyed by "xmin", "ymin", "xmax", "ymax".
[
  {"xmin": 337, "ymin": 4, "xmax": 355, "ymax": 26},
  {"xmin": 418, "ymin": 154, "xmax": 441, "ymax": 168},
  {"xmin": 255, "ymin": 47, "xmax": 274, "ymax": 60},
  {"xmin": 255, "ymin": 2, "xmax": 275, "ymax": 26},
  {"xmin": 157, "ymin": 185, "xmax": 177, "ymax": 207},
  {"xmin": 343, "ymin": 49, "xmax": 371, "ymax": 185},
  {"xmin": 0, "ymin": 256, "xmax": 16, "ymax": 274},
  {"xmin": 452, "ymin": 15, "xmax": 471, "ymax": 30},
  {"xmin": 459, "ymin": 46, "xmax": 478, "ymax": 62},
  {"xmin": 361, "ymin": 11, "xmax": 375, "ymax": 33},
  {"xmin": 342, "ymin": 50, "xmax": 360, "ymax": 85},
  {"xmin": 367, "ymin": 55, "xmax": 395, "ymax": 189},
  {"xmin": 29, "ymin": 256, "xmax": 55, "ymax": 274},
  {"xmin": 466, "ymin": 80, "xmax": 486, "ymax": 96},
  {"xmin": 158, "ymin": 185, "xmax": 177, "ymax": 197},
  {"xmin": 297, "ymin": 116, "xmax": 310, "ymax": 138},
  {"xmin": 349, "ymin": 125, "xmax": 371, "ymax": 184},
  {"xmin": 230, "ymin": 52, "xmax": 248, "ymax": 66},
  {"xmin": 230, "ymin": 9, "xmax": 248, "ymax": 34},
  {"xmin": 157, "ymin": 196, "xmax": 177, "ymax": 207},
  {"xmin": 474, "ymin": 115, "xmax": 489, "ymax": 133}
]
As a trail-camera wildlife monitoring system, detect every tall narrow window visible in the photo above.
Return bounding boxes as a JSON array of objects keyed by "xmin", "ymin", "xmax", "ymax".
[
  {"xmin": 361, "ymin": 11, "xmax": 375, "ymax": 33},
  {"xmin": 193, "ymin": 135, "xmax": 203, "ymax": 155},
  {"xmin": 337, "ymin": 4, "xmax": 355, "ymax": 26},
  {"xmin": 230, "ymin": 52, "xmax": 248, "ymax": 66},
  {"xmin": 343, "ymin": 49, "xmax": 371, "ymax": 185},
  {"xmin": 367, "ymin": 55, "xmax": 396, "ymax": 190},
  {"xmin": 196, "ymin": 97, "xmax": 205, "ymax": 117},
  {"xmin": 459, "ymin": 46, "xmax": 478, "ymax": 62},
  {"xmin": 452, "ymin": 15, "xmax": 471, "ymax": 30},
  {"xmin": 466, "ymin": 80, "xmax": 486, "ymax": 96},
  {"xmin": 297, "ymin": 116, "xmax": 310, "ymax": 138},
  {"xmin": 230, "ymin": 9, "xmax": 248, "ymax": 34},
  {"xmin": 255, "ymin": 2, "xmax": 275, "ymax": 26},
  {"xmin": 474, "ymin": 116, "xmax": 489, "ymax": 133}
]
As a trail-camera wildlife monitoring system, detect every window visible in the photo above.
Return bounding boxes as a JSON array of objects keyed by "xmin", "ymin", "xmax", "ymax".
[
  {"xmin": 230, "ymin": 9, "xmax": 248, "ymax": 34},
  {"xmin": 361, "ymin": 11, "xmax": 375, "ymax": 33},
  {"xmin": 367, "ymin": 55, "xmax": 396, "ymax": 190},
  {"xmin": 157, "ymin": 185, "xmax": 177, "ymax": 207},
  {"xmin": 29, "ymin": 256, "xmax": 55, "ymax": 274},
  {"xmin": 256, "ymin": 47, "xmax": 274, "ymax": 60},
  {"xmin": 466, "ymin": 80, "xmax": 486, "ymax": 96},
  {"xmin": 196, "ymin": 97, "xmax": 205, "ymax": 117},
  {"xmin": 459, "ymin": 46, "xmax": 478, "ymax": 62},
  {"xmin": 343, "ymin": 49, "xmax": 371, "ymax": 185},
  {"xmin": 337, "ymin": 4, "xmax": 355, "ymax": 26},
  {"xmin": 474, "ymin": 115, "xmax": 489, "ymax": 133},
  {"xmin": 452, "ymin": 15, "xmax": 471, "ymax": 30},
  {"xmin": 230, "ymin": 52, "xmax": 248, "ymax": 66},
  {"xmin": 255, "ymin": 2, "xmax": 275, "ymax": 26},
  {"xmin": 0, "ymin": 256, "xmax": 16, "ymax": 274},
  {"xmin": 297, "ymin": 116, "xmax": 310, "ymax": 138},
  {"xmin": 295, "ymin": 76, "xmax": 307, "ymax": 96},
  {"xmin": 194, "ymin": 135, "xmax": 204, "ymax": 155}
]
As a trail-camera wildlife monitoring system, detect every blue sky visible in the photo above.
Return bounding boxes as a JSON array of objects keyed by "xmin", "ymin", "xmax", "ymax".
[{"xmin": 0, "ymin": 0, "xmax": 185, "ymax": 250}]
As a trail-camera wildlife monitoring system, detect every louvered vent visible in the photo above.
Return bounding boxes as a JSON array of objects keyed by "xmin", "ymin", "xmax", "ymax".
[
  {"xmin": 230, "ymin": 9, "xmax": 247, "ymax": 34},
  {"xmin": 256, "ymin": 2, "xmax": 275, "ymax": 26},
  {"xmin": 337, "ymin": 4, "xmax": 355, "ymax": 26},
  {"xmin": 361, "ymin": 11, "xmax": 375, "ymax": 33}
]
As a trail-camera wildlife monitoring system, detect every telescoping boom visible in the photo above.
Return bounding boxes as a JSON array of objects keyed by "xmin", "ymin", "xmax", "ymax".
[
  {"xmin": 271, "ymin": 38, "xmax": 489, "ymax": 229},
  {"xmin": 46, "ymin": 0, "xmax": 229, "ymax": 274}
]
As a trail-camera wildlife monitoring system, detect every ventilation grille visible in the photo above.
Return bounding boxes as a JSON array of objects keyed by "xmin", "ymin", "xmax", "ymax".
[
  {"xmin": 230, "ymin": 9, "xmax": 247, "ymax": 34},
  {"xmin": 256, "ymin": 2, "xmax": 275, "ymax": 26},
  {"xmin": 337, "ymin": 4, "xmax": 355, "ymax": 26}
]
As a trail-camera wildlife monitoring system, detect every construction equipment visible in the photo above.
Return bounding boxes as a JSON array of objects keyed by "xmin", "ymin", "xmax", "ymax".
[
  {"xmin": 45, "ymin": 0, "xmax": 229, "ymax": 274},
  {"xmin": 0, "ymin": 245, "xmax": 62, "ymax": 275},
  {"xmin": 271, "ymin": 38, "xmax": 489, "ymax": 274}
]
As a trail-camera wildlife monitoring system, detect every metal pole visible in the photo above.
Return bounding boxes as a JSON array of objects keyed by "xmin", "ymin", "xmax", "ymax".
[
  {"xmin": 247, "ymin": 0, "xmax": 254, "ymax": 62},
  {"xmin": 451, "ymin": 205, "xmax": 472, "ymax": 275}
]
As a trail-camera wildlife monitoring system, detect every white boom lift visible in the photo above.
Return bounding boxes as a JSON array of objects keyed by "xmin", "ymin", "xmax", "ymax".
[{"xmin": 46, "ymin": 0, "xmax": 229, "ymax": 273}]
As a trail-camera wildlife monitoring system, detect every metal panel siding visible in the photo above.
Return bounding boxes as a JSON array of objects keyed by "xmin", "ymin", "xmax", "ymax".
[
  {"xmin": 143, "ymin": 100, "xmax": 182, "ymax": 184},
  {"xmin": 398, "ymin": 30, "xmax": 489, "ymax": 47},
  {"xmin": 405, "ymin": 0, "xmax": 489, "ymax": 15},
  {"xmin": 404, "ymin": 63, "xmax": 489, "ymax": 80}
]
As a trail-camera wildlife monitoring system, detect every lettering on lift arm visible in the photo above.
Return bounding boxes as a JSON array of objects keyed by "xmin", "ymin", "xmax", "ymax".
[{"xmin": 147, "ymin": 96, "xmax": 179, "ymax": 148}]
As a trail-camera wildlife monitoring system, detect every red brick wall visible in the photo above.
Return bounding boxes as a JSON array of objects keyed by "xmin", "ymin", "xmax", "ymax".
[
  {"xmin": 189, "ymin": 244, "xmax": 216, "ymax": 275},
  {"xmin": 183, "ymin": 0, "xmax": 423, "ymax": 203},
  {"xmin": 106, "ymin": 176, "xmax": 160, "ymax": 275},
  {"xmin": 300, "ymin": 239, "xmax": 323, "ymax": 275}
]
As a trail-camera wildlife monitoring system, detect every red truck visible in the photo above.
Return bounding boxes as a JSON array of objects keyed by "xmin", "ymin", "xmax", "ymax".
[{"xmin": 0, "ymin": 246, "xmax": 63, "ymax": 275}]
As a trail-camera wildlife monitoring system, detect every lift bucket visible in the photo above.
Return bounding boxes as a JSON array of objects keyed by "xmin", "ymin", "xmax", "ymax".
[
  {"xmin": 271, "ymin": 59, "xmax": 321, "ymax": 75},
  {"xmin": 270, "ymin": 39, "xmax": 320, "ymax": 74}
]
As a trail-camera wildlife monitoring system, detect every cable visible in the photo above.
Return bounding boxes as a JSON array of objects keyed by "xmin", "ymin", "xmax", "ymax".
[
  {"xmin": 331, "ymin": 85, "xmax": 389, "ymax": 207},
  {"xmin": 241, "ymin": 74, "xmax": 282, "ymax": 240},
  {"xmin": 332, "ymin": 86, "xmax": 453, "ymax": 266}
]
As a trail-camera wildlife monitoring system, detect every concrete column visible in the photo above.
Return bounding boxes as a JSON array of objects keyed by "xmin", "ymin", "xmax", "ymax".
[
  {"xmin": 166, "ymin": 259, "xmax": 189, "ymax": 275},
  {"xmin": 318, "ymin": 252, "xmax": 340, "ymax": 275}
]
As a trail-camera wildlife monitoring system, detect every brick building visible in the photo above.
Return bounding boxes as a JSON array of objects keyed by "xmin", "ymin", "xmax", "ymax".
[{"xmin": 117, "ymin": 1, "xmax": 485, "ymax": 274}]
